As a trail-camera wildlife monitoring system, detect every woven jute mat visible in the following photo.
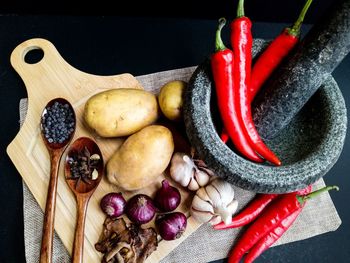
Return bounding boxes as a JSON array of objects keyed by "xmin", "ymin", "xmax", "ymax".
[{"xmin": 20, "ymin": 66, "xmax": 341, "ymax": 263}]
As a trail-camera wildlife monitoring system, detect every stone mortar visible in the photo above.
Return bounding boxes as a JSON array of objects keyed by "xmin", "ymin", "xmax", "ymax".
[
  {"xmin": 183, "ymin": 39, "xmax": 347, "ymax": 193},
  {"xmin": 253, "ymin": 0, "xmax": 350, "ymax": 140}
]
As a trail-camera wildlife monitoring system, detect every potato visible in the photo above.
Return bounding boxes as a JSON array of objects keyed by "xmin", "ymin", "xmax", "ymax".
[
  {"xmin": 158, "ymin": 80, "xmax": 186, "ymax": 121},
  {"xmin": 84, "ymin": 89, "xmax": 158, "ymax": 137},
  {"xmin": 107, "ymin": 125, "xmax": 174, "ymax": 191}
]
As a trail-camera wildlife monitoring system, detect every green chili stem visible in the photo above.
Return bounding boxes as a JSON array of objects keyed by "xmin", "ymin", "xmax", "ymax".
[
  {"xmin": 297, "ymin": 185, "xmax": 339, "ymax": 206},
  {"xmin": 237, "ymin": 0, "xmax": 245, "ymax": 18},
  {"xmin": 288, "ymin": 0, "xmax": 313, "ymax": 36},
  {"xmin": 215, "ymin": 18, "xmax": 227, "ymax": 52}
]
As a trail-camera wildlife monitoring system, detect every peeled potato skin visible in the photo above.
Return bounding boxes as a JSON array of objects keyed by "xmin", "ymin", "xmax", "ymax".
[
  {"xmin": 107, "ymin": 125, "xmax": 174, "ymax": 191},
  {"xmin": 84, "ymin": 89, "xmax": 158, "ymax": 137}
]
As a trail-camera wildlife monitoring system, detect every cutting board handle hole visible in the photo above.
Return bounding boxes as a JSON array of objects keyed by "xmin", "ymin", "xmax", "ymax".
[{"xmin": 24, "ymin": 47, "xmax": 44, "ymax": 64}]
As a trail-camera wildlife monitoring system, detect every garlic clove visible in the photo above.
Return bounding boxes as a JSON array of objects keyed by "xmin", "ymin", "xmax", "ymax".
[
  {"xmin": 188, "ymin": 178, "xmax": 200, "ymax": 191},
  {"xmin": 169, "ymin": 164, "xmax": 180, "ymax": 181},
  {"xmin": 211, "ymin": 179, "xmax": 235, "ymax": 205},
  {"xmin": 203, "ymin": 167, "xmax": 216, "ymax": 177},
  {"xmin": 194, "ymin": 170, "xmax": 210, "ymax": 187},
  {"xmin": 227, "ymin": 199, "xmax": 239, "ymax": 216},
  {"xmin": 209, "ymin": 215, "xmax": 222, "ymax": 225},
  {"xmin": 192, "ymin": 195, "xmax": 214, "ymax": 213},
  {"xmin": 215, "ymin": 205, "xmax": 233, "ymax": 225},
  {"xmin": 173, "ymin": 166, "xmax": 191, "ymax": 187},
  {"xmin": 205, "ymin": 184, "xmax": 222, "ymax": 207},
  {"xmin": 91, "ymin": 169, "xmax": 99, "ymax": 180},
  {"xmin": 190, "ymin": 207, "xmax": 213, "ymax": 223},
  {"xmin": 196, "ymin": 187, "xmax": 212, "ymax": 204}
]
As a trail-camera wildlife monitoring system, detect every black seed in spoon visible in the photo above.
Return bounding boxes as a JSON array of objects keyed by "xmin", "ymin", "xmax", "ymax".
[{"xmin": 42, "ymin": 102, "xmax": 75, "ymax": 144}]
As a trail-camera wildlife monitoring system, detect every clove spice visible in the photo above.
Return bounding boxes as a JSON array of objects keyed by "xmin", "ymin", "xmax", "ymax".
[{"xmin": 67, "ymin": 146, "xmax": 101, "ymax": 188}]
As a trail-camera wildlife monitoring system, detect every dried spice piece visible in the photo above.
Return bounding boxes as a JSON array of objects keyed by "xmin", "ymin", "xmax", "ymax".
[
  {"xmin": 95, "ymin": 217, "xmax": 158, "ymax": 263},
  {"xmin": 67, "ymin": 146, "xmax": 101, "ymax": 189}
]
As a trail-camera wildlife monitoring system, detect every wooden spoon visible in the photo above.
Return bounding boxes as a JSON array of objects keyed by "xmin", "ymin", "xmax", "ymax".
[
  {"xmin": 64, "ymin": 137, "xmax": 104, "ymax": 263},
  {"xmin": 40, "ymin": 98, "xmax": 76, "ymax": 263}
]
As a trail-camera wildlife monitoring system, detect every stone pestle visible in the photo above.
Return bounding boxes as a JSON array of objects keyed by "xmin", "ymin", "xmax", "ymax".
[{"xmin": 253, "ymin": 0, "xmax": 350, "ymax": 140}]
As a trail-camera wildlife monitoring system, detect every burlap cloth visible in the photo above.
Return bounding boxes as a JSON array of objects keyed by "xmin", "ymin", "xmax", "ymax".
[{"xmin": 20, "ymin": 66, "xmax": 341, "ymax": 263}]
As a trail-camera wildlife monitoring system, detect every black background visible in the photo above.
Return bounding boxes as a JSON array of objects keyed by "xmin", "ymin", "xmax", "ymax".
[
  {"xmin": 0, "ymin": 0, "xmax": 349, "ymax": 262},
  {"xmin": 0, "ymin": 0, "xmax": 334, "ymax": 22}
]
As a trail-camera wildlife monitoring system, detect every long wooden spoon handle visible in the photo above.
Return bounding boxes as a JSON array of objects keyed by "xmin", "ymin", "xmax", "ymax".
[
  {"xmin": 40, "ymin": 150, "xmax": 62, "ymax": 263},
  {"xmin": 72, "ymin": 195, "xmax": 90, "ymax": 263}
]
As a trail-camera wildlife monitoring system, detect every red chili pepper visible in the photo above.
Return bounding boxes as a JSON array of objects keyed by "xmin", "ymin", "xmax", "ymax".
[
  {"xmin": 211, "ymin": 18, "xmax": 263, "ymax": 163},
  {"xmin": 214, "ymin": 194, "xmax": 278, "ymax": 230},
  {"xmin": 249, "ymin": 0, "xmax": 314, "ymax": 102},
  {"xmin": 230, "ymin": 0, "xmax": 281, "ymax": 166},
  {"xmin": 244, "ymin": 186, "xmax": 312, "ymax": 263},
  {"xmin": 244, "ymin": 208, "xmax": 301, "ymax": 263},
  {"xmin": 228, "ymin": 185, "xmax": 338, "ymax": 263},
  {"xmin": 221, "ymin": 0, "xmax": 313, "ymax": 145}
]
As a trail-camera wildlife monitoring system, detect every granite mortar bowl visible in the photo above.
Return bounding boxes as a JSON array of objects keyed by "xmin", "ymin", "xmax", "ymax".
[{"xmin": 183, "ymin": 39, "xmax": 347, "ymax": 193}]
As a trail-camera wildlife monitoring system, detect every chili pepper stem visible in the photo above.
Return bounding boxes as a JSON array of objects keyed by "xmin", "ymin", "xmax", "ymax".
[
  {"xmin": 297, "ymin": 185, "xmax": 339, "ymax": 206},
  {"xmin": 288, "ymin": 0, "xmax": 313, "ymax": 36},
  {"xmin": 237, "ymin": 0, "xmax": 245, "ymax": 17},
  {"xmin": 215, "ymin": 18, "xmax": 227, "ymax": 52}
]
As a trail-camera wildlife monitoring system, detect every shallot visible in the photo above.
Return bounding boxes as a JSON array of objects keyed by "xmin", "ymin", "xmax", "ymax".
[
  {"xmin": 156, "ymin": 212, "xmax": 187, "ymax": 240},
  {"xmin": 154, "ymin": 180, "xmax": 181, "ymax": 212},
  {"xmin": 100, "ymin": 192, "xmax": 126, "ymax": 217},
  {"xmin": 126, "ymin": 194, "xmax": 156, "ymax": 224}
]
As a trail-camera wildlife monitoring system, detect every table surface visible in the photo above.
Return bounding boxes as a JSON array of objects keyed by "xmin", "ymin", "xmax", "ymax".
[{"xmin": 0, "ymin": 16, "xmax": 349, "ymax": 263}]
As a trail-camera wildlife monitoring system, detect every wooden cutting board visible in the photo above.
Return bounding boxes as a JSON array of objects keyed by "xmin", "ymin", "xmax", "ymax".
[{"xmin": 7, "ymin": 38, "xmax": 201, "ymax": 262}]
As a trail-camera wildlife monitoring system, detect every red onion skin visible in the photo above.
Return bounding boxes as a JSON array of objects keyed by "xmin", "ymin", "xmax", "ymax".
[
  {"xmin": 156, "ymin": 212, "xmax": 187, "ymax": 240},
  {"xmin": 100, "ymin": 192, "xmax": 126, "ymax": 217},
  {"xmin": 126, "ymin": 194, "xmax": 156, "ymax": 224},
  {"xmin": 155, "ymin": 180, "xmax": 181, "ymax": 212}
]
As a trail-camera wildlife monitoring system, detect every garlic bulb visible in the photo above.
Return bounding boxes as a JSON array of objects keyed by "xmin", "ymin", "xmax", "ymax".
[
  {"xmin": 170, "ymin": 152, "xmax": 212, "ymax": 191},
  {"xmin": 190, "ymin": 178, "xmax": 238, "ymax": 225}
]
